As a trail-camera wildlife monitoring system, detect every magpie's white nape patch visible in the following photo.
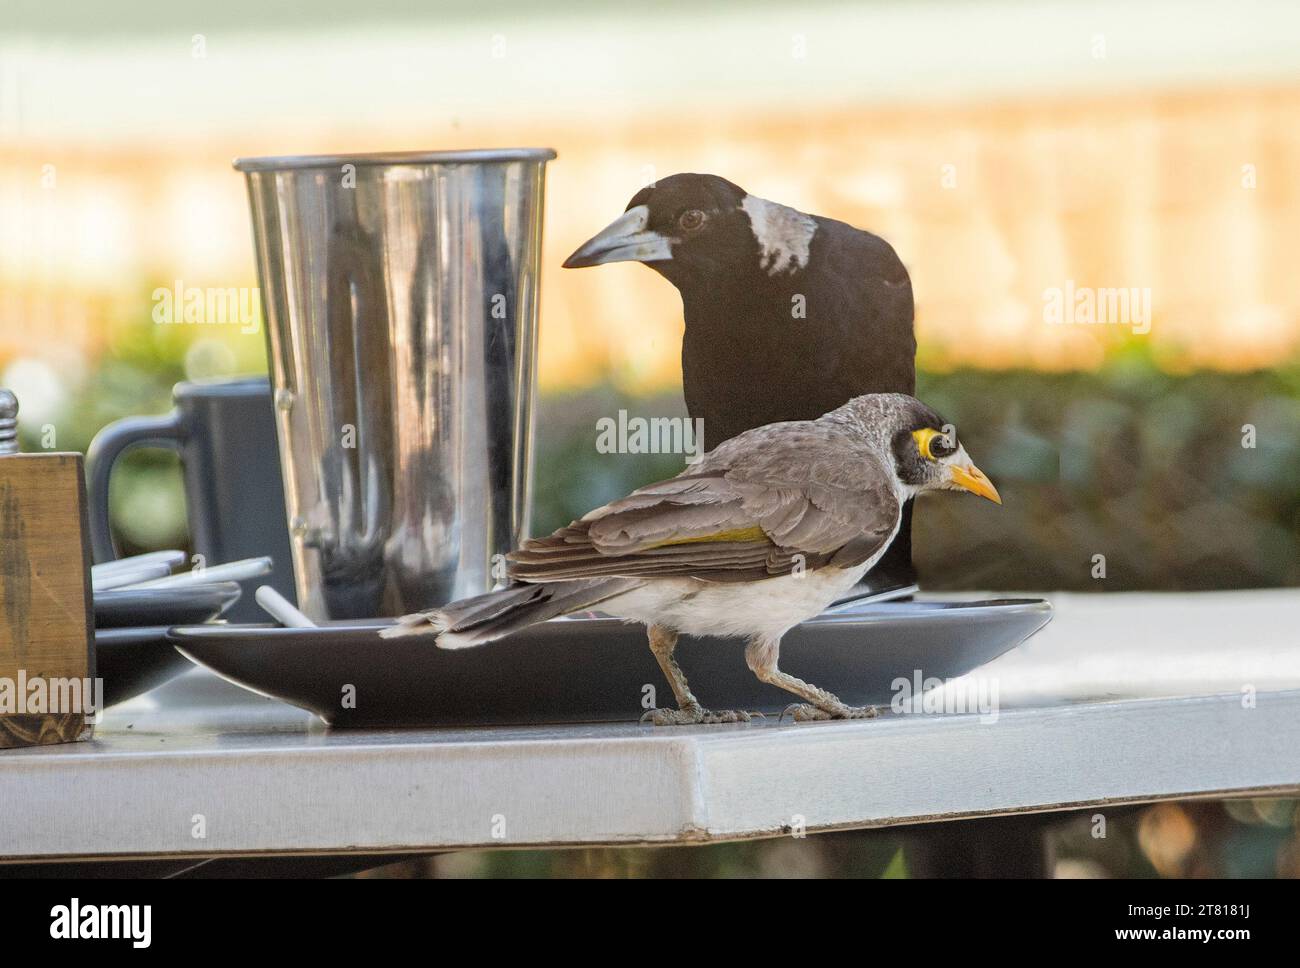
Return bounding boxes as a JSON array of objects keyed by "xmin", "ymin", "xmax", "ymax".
[{"xmin": 741, "ymin": 194, "xmax": 818, "ymax": 275}]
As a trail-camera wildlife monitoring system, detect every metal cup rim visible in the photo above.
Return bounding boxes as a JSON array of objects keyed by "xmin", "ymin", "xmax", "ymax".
[{"xmin": 233, "ymin": 147, "xmax": 557, "ymax": 173}]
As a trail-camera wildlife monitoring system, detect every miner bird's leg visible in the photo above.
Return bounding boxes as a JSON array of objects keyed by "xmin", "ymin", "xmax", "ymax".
[
  {"xmin": 642, "ymin": 625, "xmax": 750, "ymax": 726},
  {"xmin": 745, "ymin": 635, "xmax": 877, "ymax": 722}
]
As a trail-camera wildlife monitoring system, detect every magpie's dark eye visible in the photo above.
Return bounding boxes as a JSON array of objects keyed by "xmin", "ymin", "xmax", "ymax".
[{"xmin": 678, "ymin": 209, "xmax": 706, "ymax": 232}]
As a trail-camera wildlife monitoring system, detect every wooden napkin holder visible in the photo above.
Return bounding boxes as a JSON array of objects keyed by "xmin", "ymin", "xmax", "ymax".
[{"xmin": 0, "ymin": 452, "xmax": 96, "ymax": 748}]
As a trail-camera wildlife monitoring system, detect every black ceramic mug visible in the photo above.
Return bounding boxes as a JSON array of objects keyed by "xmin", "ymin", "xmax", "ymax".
[{"xmin": 86, "ymin": 376, "xmax": 295, "ymax": 622}]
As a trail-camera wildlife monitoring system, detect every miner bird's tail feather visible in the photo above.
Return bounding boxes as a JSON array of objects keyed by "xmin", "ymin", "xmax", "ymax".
[{"xmin": 379, "ymin": 577, "xmax": 643, "ymax": 647}]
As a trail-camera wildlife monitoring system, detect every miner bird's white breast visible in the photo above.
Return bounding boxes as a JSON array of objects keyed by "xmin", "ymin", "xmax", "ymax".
[{"xmin": 593, "ymin": 516, "xmax": 902, "ymax": 641}]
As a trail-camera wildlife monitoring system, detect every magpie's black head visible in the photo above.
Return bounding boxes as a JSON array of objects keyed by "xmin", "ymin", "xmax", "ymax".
[{"xmin": 564, "ymin": 173, "xmax": 766, "ymax": 285}]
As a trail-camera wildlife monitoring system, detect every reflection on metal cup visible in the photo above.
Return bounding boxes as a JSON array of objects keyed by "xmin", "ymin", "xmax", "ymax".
[{"xmin": 235, "ymin": 149, "xmax": 556, "ymax": 621}]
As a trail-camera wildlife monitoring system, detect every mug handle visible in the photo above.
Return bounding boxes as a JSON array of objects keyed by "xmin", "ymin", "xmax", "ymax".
[{"xmin": 85, "ymin": 410, "xmax": 186, "ymax": 563}]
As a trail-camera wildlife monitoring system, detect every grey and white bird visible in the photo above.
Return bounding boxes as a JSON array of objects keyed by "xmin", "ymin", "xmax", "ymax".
[{"xmin": 382, "ymin": 394, "xmax": 1000, "ymax": 724}]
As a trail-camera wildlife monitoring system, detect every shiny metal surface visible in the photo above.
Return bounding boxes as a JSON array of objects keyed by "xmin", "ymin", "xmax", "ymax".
[
  {"xmin": 233, "ymin": 148, "xmax": 557, "ymax": 172},
  {"xmin": 236, "ymin": 149, "xmax": 555, "ymax": 620}
]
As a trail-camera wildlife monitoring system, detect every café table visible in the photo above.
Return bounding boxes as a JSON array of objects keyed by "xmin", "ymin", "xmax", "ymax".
[{"xmin": 1, "ymin": 589, "xmax": 1297, "ymax": 877}]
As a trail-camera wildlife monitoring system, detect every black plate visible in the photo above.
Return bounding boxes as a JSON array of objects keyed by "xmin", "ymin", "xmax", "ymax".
[
  {"xmin": 170, "ymin": 599, "xmax": 1053, "ymax": 728},
  {"xmin": 96, "ymin": 626, "xmax": 196, "ymax": 708},
  {"xmin": 94, "ymin": 582, "xmax": 242, "ymax": 630}
]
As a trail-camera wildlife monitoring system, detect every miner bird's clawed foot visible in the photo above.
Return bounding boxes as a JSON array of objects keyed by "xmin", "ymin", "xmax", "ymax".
[
  {"xmin": 747, "ymin": 636, "xmax": 878, "ymax": 724},
  {"xmin": 641, "ymin": 625, "xmax": 753, "ymax": 727},
  {"xmin": 781, "ymin": 702, "xmax": 879, "ymax": 723},
  {"xmin": 640, "ymin": 705, "xmax": 752, "ymax": 726}
]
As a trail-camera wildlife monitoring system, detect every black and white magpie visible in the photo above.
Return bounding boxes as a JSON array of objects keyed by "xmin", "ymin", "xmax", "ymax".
[{"xmin": 563, "ymin": 173, "xmax": 918, "ymax": 595}]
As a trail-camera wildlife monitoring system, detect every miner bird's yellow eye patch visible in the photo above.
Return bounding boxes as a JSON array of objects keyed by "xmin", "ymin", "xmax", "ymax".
[{"xmin": 912, "ymin": 427, "xmax": 950, "ymax": 461}]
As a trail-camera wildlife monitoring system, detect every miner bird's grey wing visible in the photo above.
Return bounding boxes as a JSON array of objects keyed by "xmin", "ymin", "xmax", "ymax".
[{"xmin": 507, "ymin": 422, "xmax": 902, "ymax": 584}]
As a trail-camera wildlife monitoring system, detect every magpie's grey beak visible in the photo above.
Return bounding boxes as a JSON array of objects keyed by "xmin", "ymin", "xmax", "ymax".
[{"xmin": 563, "ymin": 205, "xmax": 673, "ymax": 268}]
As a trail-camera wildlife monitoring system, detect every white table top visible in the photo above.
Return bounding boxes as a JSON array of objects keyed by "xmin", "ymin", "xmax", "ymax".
[{"xmin": 1, "ymin": 589, "xmax": 1297, "ymax": 862}]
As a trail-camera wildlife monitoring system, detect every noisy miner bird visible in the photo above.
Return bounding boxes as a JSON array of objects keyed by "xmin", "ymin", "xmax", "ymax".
[
  {"xmin": 383, "ymin": 394, "xmax": 999, "ymax": 724},
  {"xmin": 563, "ymin": 172, "xmax": 919, "ymax": 596}
]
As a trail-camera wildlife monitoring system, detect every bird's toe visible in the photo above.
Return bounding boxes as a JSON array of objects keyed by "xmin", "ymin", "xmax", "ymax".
[
  {"xmin": 782, "ymin": 703, "xmax": 831, "ymax": 722},
  {"xmin": 782, "ymin": 702, "xmax": 878, "ymax": 722},
  {"xmin": 700, "ymin": 709, "xmax": 751, "ymax": 724},
  {"xmin": 641, "ymin": 706, "xmax": 752, "ymax": 726},
  {"xmin": 642, "ymin": 707, "xmax": 689, "ymax": 726},
  {"xmin": 840, "ymin": 704, "xmax": 879, "ymax": 720},
  {"xmin": 642, "ymin": 705, "xmax": 705, "ymax": 726}
]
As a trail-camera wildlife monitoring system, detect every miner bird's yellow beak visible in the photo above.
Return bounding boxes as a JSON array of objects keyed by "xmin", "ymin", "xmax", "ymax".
[{"xmin": 949, "ymin": 463, "xmax": 1002, "ymax": 504}]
